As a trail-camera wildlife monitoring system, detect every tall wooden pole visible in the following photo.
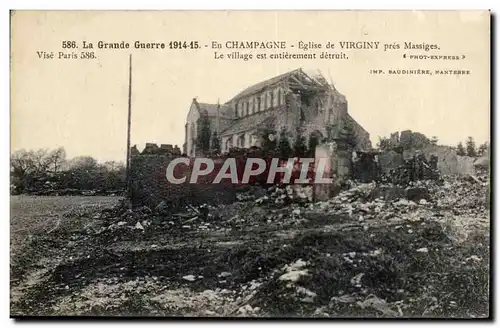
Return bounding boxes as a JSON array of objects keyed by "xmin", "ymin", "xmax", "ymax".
[
  {"xmin": 126, "ymin": 54, "xmax": 132, "ymax": 198},
  {"xmin": 216, "ymin": 98, "xmax": 220, "ymax": 134}
]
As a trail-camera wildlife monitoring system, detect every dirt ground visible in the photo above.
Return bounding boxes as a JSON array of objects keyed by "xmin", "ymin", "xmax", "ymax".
[
  {"xmin": 10, "ymin": 179, "xmax": 490, "ymax": 318},
  {"xmin": 10, "ymin": 196, "xmax": 118, "ymax": 258}
]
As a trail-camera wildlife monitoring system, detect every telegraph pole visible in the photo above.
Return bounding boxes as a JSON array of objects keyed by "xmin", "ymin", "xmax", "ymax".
[{"xmin": 126, "ymin": 54, "xmax": 132, "ymax": 198}]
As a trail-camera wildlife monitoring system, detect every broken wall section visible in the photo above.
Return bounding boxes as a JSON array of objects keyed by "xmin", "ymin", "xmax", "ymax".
[
  {"xmin": 379, "ymin": 131, "xmax": 476, "ymax": 176},
  {"xmin": 130, "ymin": 144, "xmax": 236, "ymax": 209},
  {"xmin": 132, "ymin": 143, "xmax": 182, "ymax": 156},
  {"xmin": 313, "ymin": 141, "xmax": 352, "ymax": 201}
]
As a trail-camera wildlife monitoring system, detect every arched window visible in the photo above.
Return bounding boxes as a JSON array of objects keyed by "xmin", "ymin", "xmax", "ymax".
[
  {"xmin": 237, "ymin": 103, "xmax": 242, "ymax": 117},
  {"xmin": 238, "ymin": 134, "xmax": 245, "ymax": 148},
  {"xmin": 225, "ymin": 138, "xmax": 232, "ymax": 151},
  {"xmin": 280, "ymin": 89, "xmax": 285, "ymax": 105},
  {"xmin": 273, "ymin": 89, "xmax": 279, "ymax": 107},
  {"xmin": 249, "ymin": 97, "xmax": 254, "ymax": 115}
]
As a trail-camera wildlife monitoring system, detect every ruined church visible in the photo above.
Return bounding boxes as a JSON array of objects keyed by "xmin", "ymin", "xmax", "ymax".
[{"xmin": 183, "ymin": 68, "xmax": 371, "ymax": 157}]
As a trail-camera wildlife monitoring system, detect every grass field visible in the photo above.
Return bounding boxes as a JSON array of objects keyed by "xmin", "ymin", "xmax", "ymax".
[{"xmin": 10, "ymin": 196, "xmax": 118, "ymax": 259}]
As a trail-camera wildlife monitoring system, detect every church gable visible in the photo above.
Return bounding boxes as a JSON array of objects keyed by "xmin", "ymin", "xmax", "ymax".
[{"xmin": 186, "ymin": 99, "xmax": 200, "ymax": 123}]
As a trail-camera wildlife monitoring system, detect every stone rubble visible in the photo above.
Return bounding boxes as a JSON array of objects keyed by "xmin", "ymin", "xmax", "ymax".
[{"xmin": 66, "ymin": 164, "xmax": 489, "ymax": 317}]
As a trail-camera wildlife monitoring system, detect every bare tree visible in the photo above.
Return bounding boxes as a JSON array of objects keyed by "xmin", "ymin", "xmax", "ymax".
[
  {"xmin": 11, "ymin": 149, "xmax": 35, "ymax": 181},
  {"xmin": 47, "ymin": 147, "xmax": 66, "ymax": 173},
  {"xmin": 68, "ymin": 156, "xmax": 99, "ymax": 171},
  {"xmin": 103, "ymin": 161, "xmax": 120, "ymax": 172},
  {"xmin": 31, "ymin": 149, "xmax": 51, "ymax": 173},
  {"xmin": 11, "ymin": 149, "xmax": 51, "ymax": 192}
]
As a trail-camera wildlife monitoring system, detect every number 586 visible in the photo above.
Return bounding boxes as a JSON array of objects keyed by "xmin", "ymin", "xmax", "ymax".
[{"xmin": 62, "ymin": 41, "xmax": 77, "ymax": 48}]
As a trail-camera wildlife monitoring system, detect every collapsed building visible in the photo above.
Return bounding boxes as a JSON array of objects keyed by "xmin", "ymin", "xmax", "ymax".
[{"xmin": 184, "ymin": 68, "xmax": 371, "ymax": 157}]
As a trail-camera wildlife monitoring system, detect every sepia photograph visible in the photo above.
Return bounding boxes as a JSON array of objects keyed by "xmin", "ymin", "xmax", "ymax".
[{"xmin": 10, "ymin": 10, "xmax": 491, "ymax": 318}]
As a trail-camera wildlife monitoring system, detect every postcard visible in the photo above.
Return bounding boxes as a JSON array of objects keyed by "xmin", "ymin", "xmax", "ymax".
[{"xmin": 10, "ymin": 10, "xmax": 490, "ymax": 318}]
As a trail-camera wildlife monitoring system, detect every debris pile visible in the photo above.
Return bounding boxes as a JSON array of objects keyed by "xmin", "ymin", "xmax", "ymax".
[
  {"xmin": 434, "ymin": 174, "xmax": 489, "ymax": 216},
  {"xmin": 12, "ymin": 152, "xmax": 488, "ymax": 318},
  {"xmin": 308, "ymin": 169, "xmax": 488, "ymax": 230},
  {"xmin": 12, "ymin": 163, "xmax": 490, "ymax": 318},
  {"xmin": 261, "ymin": 184, "xmax": 313, "ymax": 205},
  {"xmin": 91, "ymin": 163, "xmax": 489, "ymax": 240},
  {"xmin": 385, "ymin": 154, "xmax": 440, "ymax": 185}
]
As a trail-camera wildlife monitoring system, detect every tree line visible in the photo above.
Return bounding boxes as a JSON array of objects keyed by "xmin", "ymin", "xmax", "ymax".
[
  {"xmin": 456, "ymin": 137, "xmax": 489, "ymax": 157},
  {"xmin": 10, "ymin": 147, "xmax": 126, "ymax": 195}
]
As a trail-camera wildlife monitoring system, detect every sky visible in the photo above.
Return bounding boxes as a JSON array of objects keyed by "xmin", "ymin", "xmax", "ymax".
[{"xmin": 11, "ymin": 11, "xmax": 490, "ymax": 162}]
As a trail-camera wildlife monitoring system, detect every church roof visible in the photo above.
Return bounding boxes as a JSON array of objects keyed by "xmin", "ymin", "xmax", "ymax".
[{"xmin": 220, "ymin": 111, "xmax": 276, "ymax": 137}]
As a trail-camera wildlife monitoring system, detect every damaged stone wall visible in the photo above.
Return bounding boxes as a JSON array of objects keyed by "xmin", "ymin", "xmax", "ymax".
[
  {"xmin": 130, "ymin": 153, "xmax": 188, "ymax": 208},
  {"xmin": 130, "ymin": 144, "xmax": 236, "ymax": 209},
  {"xmin": 313, "ymin": 141, "xmax": 352, "ymax": 201},
  {"xmin": 345, "ymin": 114, "xmax": 372, "ymax": 150},
  {"xmin": 274, "ymin": 92, "xmax": 301, "ymax": 143},
  {"xmin": 400, "ymin": 146, "xmax": 475, "ymax": 176},
  {"xmin": 377, "ymin": 145, "xmax": 475, "ymax": 176},
  {"xmin": 217, "ymin": 70, "xmax": 371, "ymax": 154},
  {"xmin": 352, "ymin": 151, "xmax": 381, "ymax": 183},
  {"xmin": 378, "ymin": 131, "xmax": 476, "ymax": 176},
  {"xmin": 299, "ymin": 90, "xmax": 334, "ymax": 145},
  {"xmin": 378, "ymin": 151, "xmax": 404, "ymax": 175},
  {"xmin": 139, "ymin": 143, "xmax": 182, "ymax": 156},
  {"xmin": 420, "ymin": 145, "xmax": 475, "ymax": 176},
  {"xmin": 285, "ymin": 87, "xmax": 370, "ymax": 152},
  {"xmin": 378, "ymin": 146, "xmax": 475, "ymax": 175}
]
